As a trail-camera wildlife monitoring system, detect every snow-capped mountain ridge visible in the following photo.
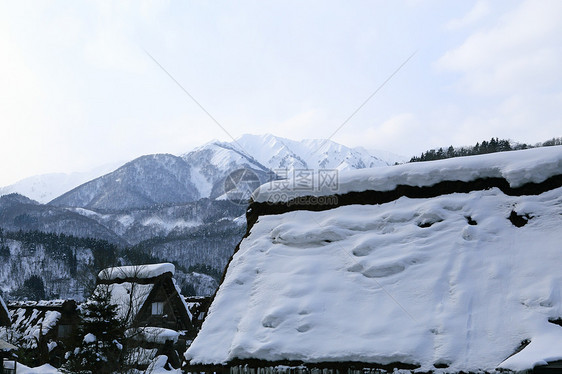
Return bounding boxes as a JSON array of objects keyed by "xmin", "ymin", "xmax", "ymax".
[
  {"xmin": 4, "ymin": 134, "xmax": 398, "ymax": 211},
  {"xmin": 0, "ymin": 135, "xmax": 400, "ymax": 301},
  {"xmin": 207, "ymin": 140, "xmax": 271, "ymax": 172},
  {"xmin": 178, "ymin": 134, "xmax": 395, "ymax": 204},
  {"xmin": 50, "ymin": 154, "xmax": 200, "ymax": 211},
  {"xmin": 227, "ymin": 134, "xmax": 391, "ymax": 172}
]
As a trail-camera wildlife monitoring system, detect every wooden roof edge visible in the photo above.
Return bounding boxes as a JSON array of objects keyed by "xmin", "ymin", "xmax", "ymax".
[{"xmin": 184, "ymin": 359, "xmax": 421, "ymax": 371}]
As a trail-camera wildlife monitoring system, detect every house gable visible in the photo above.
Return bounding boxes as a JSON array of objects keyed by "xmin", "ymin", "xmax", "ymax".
[
  {"xmin": 133, "ymin": 276, "xmax": 192, "ymax": 332},
  {"xmin": 95, "ymin": 263, "xmax": 193, "ymax": 335}
]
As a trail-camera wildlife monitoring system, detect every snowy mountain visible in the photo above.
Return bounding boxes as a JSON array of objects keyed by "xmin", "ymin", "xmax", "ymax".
[
  {"xmin": 48, "ymin": 134, "xmax": 396, "ymax": 211},
  {"xmin": 50, "ymin": 154, "xmax": 201, "ymax": 211},
  {"xmin": 230, "ymin": 133, "xmax": 392, "ymax": 171},
  {"xmin": 0, "ymin": 162, "xmax": 121, "ymax": 204},
  {"xmin": 187, "ymin": 146, "xmax": 562, "ymax": 372},
  {"xmin": 0, "ymin": 229, "xmax": 221, "ymax": 300},
  {"xmin": 181, "ymin": 134, "xmax": 393, "ymax": 199},
  {"xmin": 63, "ymin": 199, "xmax": 245, "ymax": 245},
  {"xmin": 0, "ymin": 193, "xmax": 125, "ymax": 244}
]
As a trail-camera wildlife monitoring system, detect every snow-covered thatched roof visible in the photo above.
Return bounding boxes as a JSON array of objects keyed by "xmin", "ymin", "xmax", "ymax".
[
  {"xmin": 0, "ymin": 339, "xmax": 17, "ymax": 352},
  {"xmin": 253, "ymin": 146, "xmax": 562, "ymax": 203},
  {"xmin": 98, "ymin": 263, "xmax": 175, "ymax": 282},
  {"xmin": 186, "ymin": 146, "xmax": 562, "ymax": 373},
  {"xmin": 94, "ymin": 263, "xmax": 192, "ymax": 330},
  {"xmin": 103, "ymin": 282, "xmax": 154, "ymax": 323},
  {"xmin": 2, "ymin": 301, "xmax": 66, "ymax": 349},
  {"xmin": 9, "ymin": 300, "xmax": 68, "ymax": 308}
]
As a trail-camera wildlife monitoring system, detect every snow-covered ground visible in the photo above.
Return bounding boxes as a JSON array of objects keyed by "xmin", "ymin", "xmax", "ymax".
[
  {"xmin": 16, "ymin": 357, "xmax": 181, "ymax": 373},
  {"xmin": 187, "ymin": 147, "xmax": 562, "ymax": 372},
  {"xmin": 17, "ymin": 363, "xmax": 62, "ymax": 374}
]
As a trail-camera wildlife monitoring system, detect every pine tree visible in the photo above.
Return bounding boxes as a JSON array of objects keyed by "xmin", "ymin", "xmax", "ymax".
[
  {"xmin": 446, "ymin": 145, "xmax": 455, "ymax": 158},
  {"xmin": 62, "ymin": 285, "xmax": 124, "ymax": 374},
  {"xmin": 14, "ymin": 275, "xmax": 46, "ymax": 300}
]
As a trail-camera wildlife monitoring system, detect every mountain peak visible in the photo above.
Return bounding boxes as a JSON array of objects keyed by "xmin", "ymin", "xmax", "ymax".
[{"xmin": 0, "ymin": 193, "xmax": 40, "ymax": 206}]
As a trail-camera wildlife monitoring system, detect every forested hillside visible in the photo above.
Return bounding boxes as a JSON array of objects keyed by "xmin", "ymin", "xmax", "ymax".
[{"xmin": 0, "ymin": 228, "xmax": 218, "ymax": 300}]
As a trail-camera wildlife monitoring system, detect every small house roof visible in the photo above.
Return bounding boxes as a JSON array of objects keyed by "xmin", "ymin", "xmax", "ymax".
[
  {"xmin": 0, "ymin": 339, "xmax": 17, "ymax": 352},
  {"xmin": 98, "ymin": 263, "xmax": 175, "ymax": 282},
  {"xmin": 8, "ymin": 299, "xmax": 72, "ymax": 309},
  {"xmin": 93, "ymin": 263, "xmax": 192, "ymax": 332},
  {"xmin": 4, "ymin": 303, "xmax": 63, "ymax": 349}
]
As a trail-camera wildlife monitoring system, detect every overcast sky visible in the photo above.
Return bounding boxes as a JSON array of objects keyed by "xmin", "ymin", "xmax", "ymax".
[{"xmin": 0, "ymin": 0, "xmax": 561, "ymax": 186}]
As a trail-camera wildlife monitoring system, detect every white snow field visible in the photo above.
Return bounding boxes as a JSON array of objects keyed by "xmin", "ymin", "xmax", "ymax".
[{"xmin": 187, "ymin": 146, "xmax": 562, "ymax": 372}]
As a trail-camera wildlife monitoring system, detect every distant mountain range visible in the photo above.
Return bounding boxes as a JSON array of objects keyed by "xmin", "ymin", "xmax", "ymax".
[
  {"xmin": 6, "ymin": 134, "xmax": 400, "ymax": 211},
  {"xmin": 0, "ymin": 162, "xmax": 122, "ymax": 204}
]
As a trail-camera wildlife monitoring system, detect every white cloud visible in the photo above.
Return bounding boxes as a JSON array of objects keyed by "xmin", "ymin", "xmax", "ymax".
[
  {"xmin": 437, "ymin": 0, "xmax": 562, "ymax": 96},
  {"xmin": 446, "ymin": 0, "xmax": 490, "ymax": 30}
]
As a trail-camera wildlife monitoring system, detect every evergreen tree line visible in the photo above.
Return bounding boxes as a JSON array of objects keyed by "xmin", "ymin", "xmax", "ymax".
[
  {"xmin": 0, "ymin": 228, "xmax": 118, "ymax": 272},
  {"xmin": 410, "ymin": 137, "xmax": 562, "ymax": 163},
  {"xmin": 187, "ymin": 263, "xmax": 223, "ymax": 281}
]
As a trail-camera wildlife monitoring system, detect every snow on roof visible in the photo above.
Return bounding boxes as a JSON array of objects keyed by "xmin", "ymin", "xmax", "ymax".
[
  {"xmin": 100, "ymin": 282, "xmax": 154, "ymax": 323},
  {"xmin": 147, "ymin": 355, "xmax": 182, "ymax": 374},
  {"xmin": 253, "ymin": 146, "xmax": 562, "ymax": 203},
  {"xmin": 98, "ymin": 263, "xmax": 175, "ymax": 281},
  {"xmin": 127, "ymin": 326, "xmax": 181, "ymax": 344},
  {"xmin": 16, "ymin": 363, "xmax": 62, "ymax": 374},
  {"xmin": 2, "ymin": 307, "xmax": 62, "ymax": 349},
  {"xmin": 0, "ymin": 339, "xmax": 17, "ymax": 352},
  {"xmin": 8, "ymin": 300, "xmax": 67, "ymax": 308},
  {"xmin": 186, "ymin": 182, "xmax": 562, "ymax": 371}
]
